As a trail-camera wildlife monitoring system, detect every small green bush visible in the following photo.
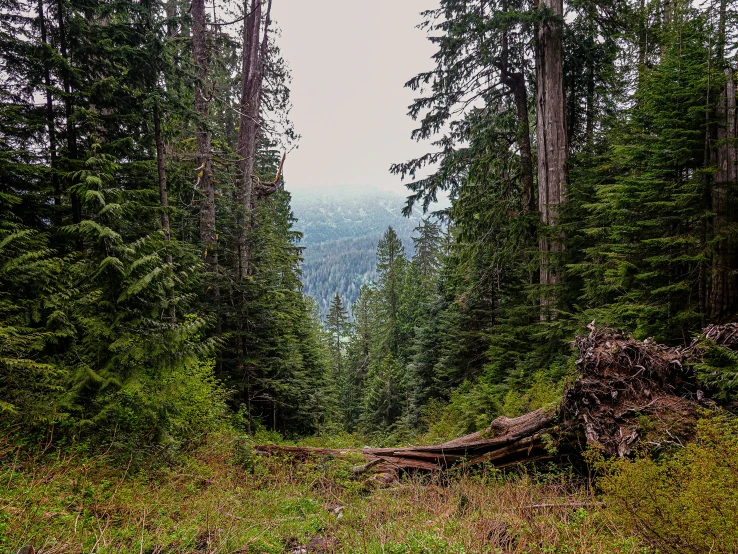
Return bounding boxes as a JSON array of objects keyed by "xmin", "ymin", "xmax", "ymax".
[
  {"xmin": 86, "ymin": 357, "xmax": 228, "ymax": 448},
  {"xmin": 600, "ymin": 416, "xmax": 738, "ymax": 553}
]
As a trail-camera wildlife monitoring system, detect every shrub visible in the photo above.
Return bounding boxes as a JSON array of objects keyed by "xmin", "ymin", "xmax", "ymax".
[
  {"xmin": 600, "ymin": 416, "xmax": 738, "ymax": 553},
  {"xmin": 84, "ymin": 358, "xmax": 229, "ymax": 449}
]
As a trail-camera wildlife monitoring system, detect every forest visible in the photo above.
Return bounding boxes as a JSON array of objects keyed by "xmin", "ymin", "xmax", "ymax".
[{"xmin": 2, "ymin": 0, "xmax": 738, "ymax": 552}]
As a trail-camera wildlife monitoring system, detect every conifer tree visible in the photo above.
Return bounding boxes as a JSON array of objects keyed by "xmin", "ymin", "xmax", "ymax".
[
  {"xmin": 326, "ymin": 293, "xmax": 349, "ymax": 379},
  {"xmin": 412, "ymin": 218, "xmax": 444, "ymax": 283},
  {"xmin": 375, "ymin": 226, "xmax": 407, "ymax": 357}
]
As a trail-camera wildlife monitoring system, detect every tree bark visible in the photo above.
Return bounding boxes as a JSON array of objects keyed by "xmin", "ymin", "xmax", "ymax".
[
  {"xmin": 56, "ymin": 0, "xmax": 81, "ymax": 224},
  {"xmin": 38, "ymin": 0, "xmax": 60, "ymax": 217},
  {"xmin": 662, "ymin": 0, "xmax": 673, "ymax": 27},
  {"xmin": 153, "ymin": 106, "xmax": 172, "ymax": 247},
  {"xmin": 154, "ymin": 104, "xmax": 177, "ymax": 324},
  {"xmin": 710, "ymin": 68, "xmax": 738, "ymax": 321},
  {"xmin": 535, "ymin": 0, "xmax": 568, "ymax": 316},
  {"xmin": 718, "ymin": 0, "xmax": 727, "ymax": 61},
  {"xmin": 235, "ymin": 0, "xmax": 272, "ymax": 280},
  {"xmin": 506, "ymin": 77, "xmax": 535, "ymax": 215},
  {"xmin": 192, "ymin": 0, "xmax": 217, "ymax": 274}
]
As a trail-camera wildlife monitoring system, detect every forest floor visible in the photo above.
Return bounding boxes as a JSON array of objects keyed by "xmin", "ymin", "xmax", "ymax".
[{"xmin": 1, "ymin": 430, "xmax": 649, "ymax": 554}]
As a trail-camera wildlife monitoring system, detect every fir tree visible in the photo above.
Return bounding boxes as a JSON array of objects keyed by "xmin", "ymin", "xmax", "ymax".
[{"xmin": 326, "ymin": 292, "xmax": 350, "ymax": 379}]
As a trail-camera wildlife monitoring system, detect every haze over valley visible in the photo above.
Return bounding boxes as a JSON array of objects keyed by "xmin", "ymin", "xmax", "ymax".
[{"xmin": 290, "ymin": 184, "xmax": 423, "ymax": 314}]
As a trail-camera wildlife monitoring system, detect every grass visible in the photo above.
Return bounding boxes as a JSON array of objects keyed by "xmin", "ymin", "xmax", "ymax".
[{"xmin": 0, "ymin": 430, "xmax": 650, "ymax": 554}]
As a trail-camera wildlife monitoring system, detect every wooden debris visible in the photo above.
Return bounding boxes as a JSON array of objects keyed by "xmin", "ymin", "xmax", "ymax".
[{"xmin": 255, "ymin": 325, "xmax": 737, "ymax": 475}]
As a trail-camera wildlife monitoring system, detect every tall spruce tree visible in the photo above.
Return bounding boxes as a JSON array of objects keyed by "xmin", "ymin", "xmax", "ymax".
[{"xmin": 326, "ymin": 293, "xmax": 349, "ymax": 379}]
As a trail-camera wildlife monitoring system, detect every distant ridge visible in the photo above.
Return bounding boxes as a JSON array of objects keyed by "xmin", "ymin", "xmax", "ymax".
[{"xmin": 289, "ymin": 184, "xmax": 422, "ymax": 315}]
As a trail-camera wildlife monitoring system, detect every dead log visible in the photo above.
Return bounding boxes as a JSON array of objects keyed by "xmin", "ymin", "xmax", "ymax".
[
  {"xmin": 361, "ymin": 407, "xmax": 557, "ymax": 471},
  {"xmin": 256, "ymin": 324, "xmax": 735, "ymax": 473},
  {"xmin": 252, "ymin": 444, "xmax": 354, "ymax": 460}
]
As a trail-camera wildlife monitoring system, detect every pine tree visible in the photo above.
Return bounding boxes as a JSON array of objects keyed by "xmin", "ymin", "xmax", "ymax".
[
  {"xmin": 574, "ymin": 6, "xmax": 716, "ymax": 342},
  {"xmin": 326, "ymin": 293, "xmax": 350, "ymax": 379},
  {"xmin": 375, "ymin": 226, "xmax": 407, "ymax": 357},
  {"xmin": 360, "ymin": 355, "xmax": 406, "ymax": 435},
  {"xmin": 412, "ymin": 218, "xmax": 444, "ymax": 283},
  {"xmin": 342, "ymin": 285, "xmax": 375, "ymax": 430}
]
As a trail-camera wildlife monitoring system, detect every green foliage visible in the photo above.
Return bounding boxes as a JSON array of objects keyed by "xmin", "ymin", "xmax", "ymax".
[
  {"xmin": 96, "ymin": 358, "xmax": 228, "ymax": 446},
  {"xmin": 0, "ymin": 0, "xmax": 332, "ymax": 449},
  {"xmin": 572, "ymin": 8, "xmax": 715, "ymax": 343},
  {"xmin": 600, "ymin": 416, "xmax": 738, "ymax": 553},
  {"xmin": 694, "ymin": 340, "xmax": 738, "ymax": 399},
  {"xmin": 360, "ymin": 355, "xmax": 407, "ymax": 434}
]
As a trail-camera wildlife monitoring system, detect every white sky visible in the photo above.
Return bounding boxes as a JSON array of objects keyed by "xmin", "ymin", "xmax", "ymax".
[{"xmin": 271, "ymin": 0, "xmax": 439, "ymax": 193}]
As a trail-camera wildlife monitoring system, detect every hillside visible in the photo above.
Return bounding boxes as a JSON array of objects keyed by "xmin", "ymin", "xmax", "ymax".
[{"xmin": 289, "ymin": 185, "xmax": 422, "ymax": 314}]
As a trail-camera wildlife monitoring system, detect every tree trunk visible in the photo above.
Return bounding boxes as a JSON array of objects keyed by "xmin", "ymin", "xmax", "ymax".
[
  {"xmin": 154, "ymin": 105, "xmax": 177, "ymax": 324},
  {"xmin": 662, "ymin": 0, "xmax": 673, "ymax": 27},
  {"xmin": 535, "ymin": 0, "xmax": 568, "ymax": 317},
  {"xmin": 499, "ymin": 3, "xmax": 535, "ymax": 217},
  {"xmin": 710, "ymin": 68, "xmax": 738, "ymax": 321},
  {"xmin": 56, "ymin": 0, "xmax": 80, "ymax": 224},
  {"xmin": 153, "ymin": 106, "xmax": 171, "ymax": 246},
  {"xmin": 585, "ymin": 4, "xmax": 596, "ymax": 148},
  {"xmin": 192, "ymin": 0, "xmax": 217, "ymax": 274},
  {"xmin": 164, "ymin": 0, "xmax": 177, "ymax": 37},
  {"xmin": 718, "ymin": 0, "xmax": 727, "ymax": 61},
  {"xmin": 512, "ymin": 75, "xmax": 536, "ymax": 217},
  {"xmin": 38, "ymin": 0, "xmax": 60, "ymax": 217},
  {"xmin": 235, "ymin": 0, "xmax": 272, "ymax": 280}
]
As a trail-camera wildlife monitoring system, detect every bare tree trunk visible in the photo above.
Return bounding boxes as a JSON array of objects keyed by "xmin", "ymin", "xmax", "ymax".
[
  {"xmin": 513, "ymin": 82, "xmax": 536, "ymax": 216},
  {"xmin": 710, "ymin": 68, "xmax": 738, "ymax": 321},
  {"xmin": 535, "ymin": 0, "xmax": 568, "ymax": 317},
  {"xmin": 153, "ymin": 107, "xmax": 171, "ymax": 244},
  {"xmin": 499, "ymin": 2, "xmax": 535, "ymax": 217},
  {"xmin": 235, "ymin": 0, "xmax": 272, "ymax": 280},
  {"xmin": 154, "ymin": 104, "xmax": 177, "ymax": 324},
  {"xmin": 56, "ymin": 0, "xmax": 81, "ymax": 224},
  {"xmin": 164, "ymin": 0, "xmax": 177, "ymax": 37},
  {"xmin": 38, "ymin": 0, "xmax": 60, "ymax": 215},
  {"xmin": 585, "ymin": 4, "xmax": 596, "ymax": 147},
  {"xmin": 662, "ymin": 0, "xmax": 673, "ymax": 27},
  {"xmin": 718, "ymin": 0, "xmax": 727, "ymax": 61},
  {"xmin": 192, "ymin": 0, "xmax": 217, "ymax": 274},
  {"xmin": 498, "ymin": 14, "xmax": 537, "ymax": 293}
]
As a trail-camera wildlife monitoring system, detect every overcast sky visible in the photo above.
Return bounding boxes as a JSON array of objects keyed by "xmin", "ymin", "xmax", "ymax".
[{"xmin": 271, "ymin": 0, "xmax": 439, "ymax": 193}]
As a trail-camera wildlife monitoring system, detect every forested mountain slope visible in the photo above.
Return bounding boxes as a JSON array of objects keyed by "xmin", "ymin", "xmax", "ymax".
[{"xmin": 290, "ymin": 185, "xmax": 422, "ymax": 313}]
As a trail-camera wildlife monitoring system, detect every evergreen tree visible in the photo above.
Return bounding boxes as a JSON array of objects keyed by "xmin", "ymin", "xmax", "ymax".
[
  {"xmin": 375, "ymin": 226, "xmax": 407, "ymax": 357},
  {"xmin": 573, "ymin": 6, "xmax": 719, "ymax": 342},
  {"xmin": 325, "ymin": 292, "xmax": 350, "ymax": 423},
  {"xmin": 360, "ymin": 355, "xmax": 406, "ymax": 435},
  {"xmin": 412, "ymin": 218, "xmax": 444, "ymax": 283},
  {"xmin": 342, "ymin": 285, "xmax": 375, "ymax": 430}
]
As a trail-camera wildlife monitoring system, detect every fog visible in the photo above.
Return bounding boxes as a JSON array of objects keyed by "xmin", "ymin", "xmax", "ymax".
[{"xmin": 271, "ymin": 0, "xmax": 439, "ymax": 194}]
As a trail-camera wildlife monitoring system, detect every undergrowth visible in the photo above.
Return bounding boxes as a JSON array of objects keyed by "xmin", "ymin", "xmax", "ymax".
[
  {"xmin": 1, "ymin": 430, "xmax": 639, "ymax": 554},
  {"xmin": 2, "ymin": 416, "xmax": 737, "ymax": 553}
]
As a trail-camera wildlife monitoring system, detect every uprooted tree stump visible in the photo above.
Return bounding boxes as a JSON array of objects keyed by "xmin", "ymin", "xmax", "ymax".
[{"xmin": 256, "ymin": 324, "xmax": 733, "ymax": 474}]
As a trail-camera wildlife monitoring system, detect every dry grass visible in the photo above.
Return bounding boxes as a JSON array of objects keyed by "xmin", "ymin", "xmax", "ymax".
[{"xmin": 0, "ymin": 432, "xmax": 647, "ymax": 553}]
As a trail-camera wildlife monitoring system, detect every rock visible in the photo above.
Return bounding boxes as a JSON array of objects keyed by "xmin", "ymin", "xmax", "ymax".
[
  {"xmin": 306, "ymin": 535, "xmax": 329, "ymax": 552},
  {"xmin": 369, "ymin": 471, "xmax": 399, "ymax": 486},
  {"xmin": 291, "ymin": 536, "xmax": 330, "ymax": 553}
]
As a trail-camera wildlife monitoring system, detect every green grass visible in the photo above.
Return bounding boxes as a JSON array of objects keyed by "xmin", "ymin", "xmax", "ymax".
[{"xmin": 0, "ymin": 430, "xmax": 652, "ymax": 554}]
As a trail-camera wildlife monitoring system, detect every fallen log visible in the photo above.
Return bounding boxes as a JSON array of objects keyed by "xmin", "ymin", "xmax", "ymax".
[{"xmin": 257, "ymin": 324, "xmax": 732, "ymax": 473}]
